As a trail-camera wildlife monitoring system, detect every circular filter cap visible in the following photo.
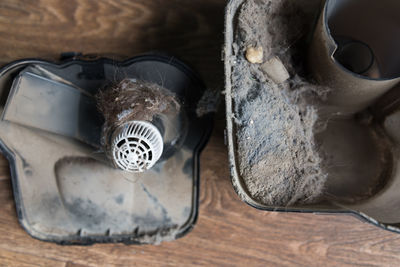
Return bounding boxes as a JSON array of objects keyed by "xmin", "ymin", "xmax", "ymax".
[{"xmin": 111, "ymin": 121, "xmax": 163, "ymax": 172}]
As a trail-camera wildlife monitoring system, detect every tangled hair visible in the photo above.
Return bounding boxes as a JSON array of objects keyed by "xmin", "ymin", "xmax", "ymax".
[{"xmin": 96, "ymin": 78, "xmax": 180, "ymax": 151}]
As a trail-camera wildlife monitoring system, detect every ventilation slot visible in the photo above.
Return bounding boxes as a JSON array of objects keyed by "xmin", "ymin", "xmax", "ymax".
[{"xmin": 111, "ymin": 121, "xmax": 163, "ymax": 172}]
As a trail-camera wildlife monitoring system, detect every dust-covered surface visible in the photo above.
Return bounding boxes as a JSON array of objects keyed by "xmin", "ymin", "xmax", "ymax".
[
  {"xmin": 96, "ymin": 79, "xmax": 181, "ymax": 152},
  {"xmin": 196, "ymin": 88, "xmax": 221, "ymax": 117},
  {"xmin": 0, "ymin": 67, "xmax": 195, "ymax": 245},
  {"xmin": 0, "ymin": 121, "xmax": 195, "ymax": 244},
  {"xmin": 230, "ymin": 0, "xmax": 328, "ymax": 206},
  {"xmin": 0, "ymin": 57, "xmax": 212, "ymax": 245}
]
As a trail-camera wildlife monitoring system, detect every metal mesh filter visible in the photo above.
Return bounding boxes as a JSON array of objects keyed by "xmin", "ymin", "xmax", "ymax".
[{"xmin": 111, "ymin": 121, "xmax": 163, "ymax": 172}]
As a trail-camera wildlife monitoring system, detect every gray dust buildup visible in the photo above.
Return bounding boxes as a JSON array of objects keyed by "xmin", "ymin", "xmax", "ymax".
[{"xmin": 232, "ymin": 0, "xmax": 328, "ymax": 206}]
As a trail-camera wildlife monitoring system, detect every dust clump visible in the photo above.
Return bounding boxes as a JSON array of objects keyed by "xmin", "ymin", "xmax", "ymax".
[
  {"xmin": 196, "ymin": 88, "xmax": 221, "ymax": 117},
  {"xmin": 232, "ymin": 0, "xmax": 328, "ymax": 206}
]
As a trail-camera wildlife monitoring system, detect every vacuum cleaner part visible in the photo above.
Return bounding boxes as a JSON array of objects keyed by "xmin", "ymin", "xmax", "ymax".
[
  {"xmin": 111, "ymin": 121, "xmax": 164, "ymax": 172},
  {"xmin": 309, "ymin": 0, "xmax": 400, "ymax": 116},
  {"xmin": 0, "ymin": 54, "xmax": 213, "ymax": 244},
  {"xmin": 224, "ymin": 0, "xmax": 400, "ymax": 233},
  {"xmin": 96, "ymin": 77, "xmax": 183, "ymax": 173}
]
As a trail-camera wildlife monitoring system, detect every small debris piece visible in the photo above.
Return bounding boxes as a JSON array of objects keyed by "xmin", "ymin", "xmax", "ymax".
[
  {"xmin": 261, "ymin": 56, "xmax": 290, "ymax": 84},
  {"xmin": 245, "ymin": 46, "xmax": 263, "ymax": 64}
]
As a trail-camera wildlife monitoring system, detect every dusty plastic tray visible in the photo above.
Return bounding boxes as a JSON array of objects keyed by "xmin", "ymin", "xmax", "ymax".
[
  {"xmin": 0, "ymin": 54, "xmax": 213, "ymax": 244},
  {"xmin": 224, "ymin": 0, "xmax": 400, "ymax": 233}
]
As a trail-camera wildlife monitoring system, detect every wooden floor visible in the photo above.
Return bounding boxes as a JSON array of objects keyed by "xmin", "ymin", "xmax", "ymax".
[{"xmin": 0, "ymin": 0, "xmax": 400, "ymax": 266}]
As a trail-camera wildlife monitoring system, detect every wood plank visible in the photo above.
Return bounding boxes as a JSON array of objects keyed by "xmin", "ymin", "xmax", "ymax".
[
  {"xmin": 0, "ymin": 249, "xmax": 65, "ymax": 267},
  {"xmin": 0, "ymin": 0, "xmax": 225, "ymax": 87},
  {"xmin": 65, "ymin": 262, "xmax": 90, "ymax": 267},
  {"xmin": 0, "ymin": 0, "xmax": 399, "ymax": 266}
]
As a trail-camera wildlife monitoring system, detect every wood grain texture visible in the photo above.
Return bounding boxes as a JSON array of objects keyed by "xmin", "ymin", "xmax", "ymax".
[{"xmin": 0, "ymin": 0, "xmax": 399, "ymax": 266}]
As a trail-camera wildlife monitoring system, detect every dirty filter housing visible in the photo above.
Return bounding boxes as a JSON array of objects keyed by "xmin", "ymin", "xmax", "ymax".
[
  {"xmin": 0, "ymin": 54, "xmax": 213, "ymax": 244},
  {"xmin": 224, "ymin": 0, "xmax": 400, "ymax": 233}
]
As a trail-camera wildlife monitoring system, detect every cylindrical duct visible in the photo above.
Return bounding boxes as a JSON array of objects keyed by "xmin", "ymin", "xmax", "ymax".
[{"xmin": 309, "ymin": 0, "xmax": 400, "ymax": 115}]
